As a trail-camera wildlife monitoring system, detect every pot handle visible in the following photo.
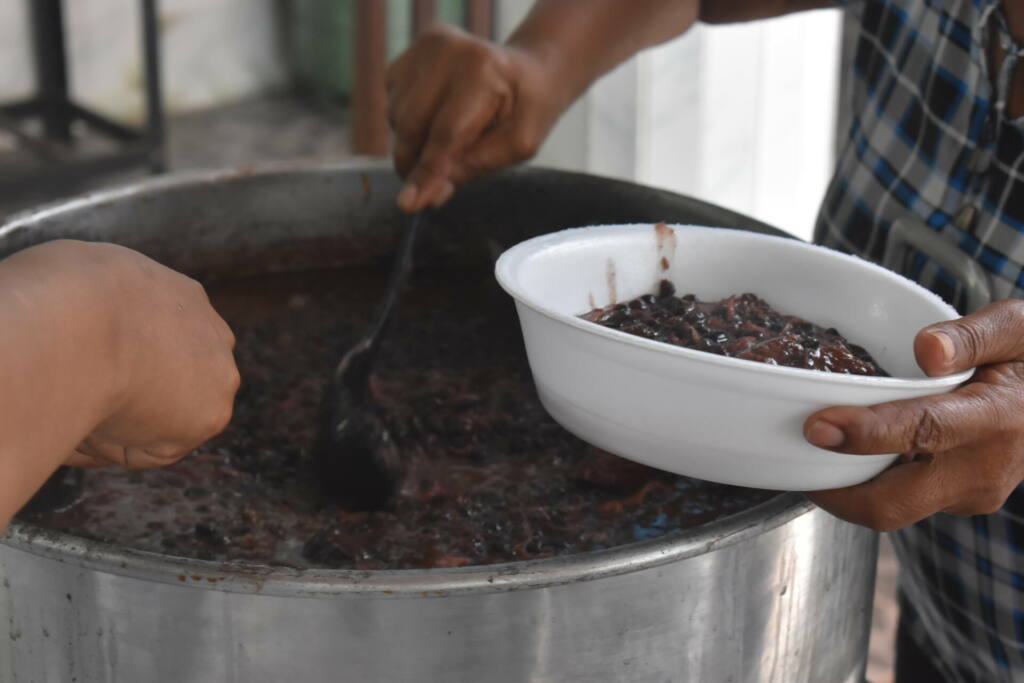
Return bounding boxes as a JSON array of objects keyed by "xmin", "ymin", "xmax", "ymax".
[{"xmin": 882, "ymin": 214, "xmax": 993, "ymax": 314}]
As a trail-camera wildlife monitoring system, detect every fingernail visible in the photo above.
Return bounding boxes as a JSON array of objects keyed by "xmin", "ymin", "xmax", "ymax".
[
  {"xmin": 930, "ymin": 330, "xmax": 956, "ymax": 366},
  {"xmin": 807, "ymin": 420, "xmax": 846, "ymax": 449},
  {"xmin": 398, "ymin": 184, "xmax": 418, "ymax": 209}
]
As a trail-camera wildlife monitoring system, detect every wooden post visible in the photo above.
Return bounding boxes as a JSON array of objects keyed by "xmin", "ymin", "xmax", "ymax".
[
  {"xmin": 353, "ymin": 0, "xmax": 389, "ymax": 156},
  {"xmin": 413, "ymin": 0, "xmax": 436, "ymax": 36},
  {"xmin": 465, "ymin": 0, "xmax": 494, "ymax": 39}
]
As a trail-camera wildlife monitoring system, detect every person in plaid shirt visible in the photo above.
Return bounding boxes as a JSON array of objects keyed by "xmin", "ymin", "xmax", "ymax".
[{"xmin": 388, "ymin": 1, "xmax": 1024, "ymax": 680}]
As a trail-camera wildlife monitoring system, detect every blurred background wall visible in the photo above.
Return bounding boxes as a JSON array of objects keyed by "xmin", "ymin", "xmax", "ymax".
[
  {"xmin": 0, "ymin": 0, "xmax": 842, "ymax": 238},
  {"xmin": 0, "ymin": 0, "xmax": 287, "ymax": 121},
  {"xmin": 497, "ymin": 2, "xmax": 844, "ymax": 241}
]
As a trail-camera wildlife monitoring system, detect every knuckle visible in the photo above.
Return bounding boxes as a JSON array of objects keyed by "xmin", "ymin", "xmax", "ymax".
[
  {"xmin": 509, "ymin": 128, "xmax": 540, "ymax": 161},
  {"xmin": 415, "ymin": 30, "xmax": 444, "ymax": 50},
  {"xmin": 420, "ymin": 24, "xmax": 454, "ymax": 41},
  {"xmin": 449, "ymin": 160, "xmax": 478, "ymax": 187},
  {"xmin": 387, "ymin": 103, "xmax": 425, "ymax": 139},
  {"xmin": 224, "ymin": 326, "xmax": 237, "ymax": 351},
  {"xmin": 391, "ymin": 116, "xmax": 420, "ymax": 140},
  {"xmin": 427, "ymin": 126, "xmax": 458, "ymax": 150},
  {"xmin": 464, "ymin": 44, "xmax": 505, "ymax": 74},
  {"xmin": 420, "ymin": 25, "xmax": 469, "ymax": 53},
  {"xmin": 910, "ymin": 406, "xmax": 947, "ymax": 453},
  {"xmin": 953, "ymin": 319, "xmax": 987, "ymax": 364},
  {"xmin": 206, "ymin": 401, "xmax": 234, "ymax": 437},
  {"xmin": 958, "ymin": 489, "xmax": 1007, "ymax": 516},
  {"xmin": 972, "ymin": 476, "xmax": 1011, "ymax": 514},
  {"xmin": 1001, "ymin": 298, "xmax": 1024, "ymax": 323},
  {"xmin": 976, "ymin": 492, "xmax": 1007, "ymax": 515},
  {"xmin": 414, "ymin": 154, "xmax": 447, "ymax": 180},
  {"xmin": 460, "ymin": 40, "xmax": 488, "ymax": 61},
  {"xmin": 186, "ymin": 276, "xmax": 208, "ymax": 299},
  {"xmin": 131, "ymin": 444, "xmax": 182, "ymax": 470},
  {"xmin": 1000, "ymin": 299, "xmax": 1024, "ymax": 359},
  {"xmin": 944, "ymin": 457, "xmax": 1013, "ymax": 515},
  {"xmin": 154, "ymin": 442, "xmax": 181, "ymax": 459},
  {"xmin": 862, "ymin": 506, "xmax": 902, "ymax": 532},
  {"xmin": 975, "ymin": 363, "xmax": 1024, "ymax": 385},
  {"xmin": 224, "ymin": 379, "xmax": 241, "ymax": 406},
  {"xmin": 1003, "ymin": 363, "xmax": 1024, "ymax": 384}
]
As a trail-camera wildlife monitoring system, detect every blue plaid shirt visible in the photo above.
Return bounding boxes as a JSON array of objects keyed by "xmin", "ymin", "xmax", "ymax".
[{"xmin": 817, "ymin": 1, "xmax": 1024, "ymax": 680}]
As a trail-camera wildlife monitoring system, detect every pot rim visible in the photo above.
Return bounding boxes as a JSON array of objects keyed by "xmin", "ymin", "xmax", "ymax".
[
  {"xmin": 0, "ymin": 158, "xmax": 392, "ymax": 232},
  {"xmin": 2, "ymin": 493, "xmax": 810, "ymax": 599},
  {"xmin": 0, "ymin": 161, "xmax": 813, "ymax": 599},
  {"xmin": 0, "ymin": 158, "xmax": 780, "ymax": 241}
]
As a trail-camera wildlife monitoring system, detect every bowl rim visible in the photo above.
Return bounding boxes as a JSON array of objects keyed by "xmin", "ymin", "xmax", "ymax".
[{"xmin": 495, "ymin": 223, "xmax": 973, "ymax": 389}]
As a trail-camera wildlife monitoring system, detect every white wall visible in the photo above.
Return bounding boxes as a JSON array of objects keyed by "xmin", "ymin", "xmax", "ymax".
[
  {"xmin": 0, "ymin": 0, "xmax": 286, "ymax": 124},
  {"xmin": 498, "ymin": 3, "xmax": 843, "ymax": 241}
]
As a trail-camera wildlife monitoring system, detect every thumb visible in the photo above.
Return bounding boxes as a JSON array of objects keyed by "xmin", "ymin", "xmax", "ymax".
[{"xmin": 915, "ymin": 300, "xmax": 1024, "ymax": 376}]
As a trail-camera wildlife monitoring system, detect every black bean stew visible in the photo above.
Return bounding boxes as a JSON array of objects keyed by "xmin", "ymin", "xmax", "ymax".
[
  {"xmin": 582, "ymin": 280, "xmax": 888, "ymax": 376},
  {"xmin": 21, "ymin": 268, "xmax": 775, "ymax": 570}
]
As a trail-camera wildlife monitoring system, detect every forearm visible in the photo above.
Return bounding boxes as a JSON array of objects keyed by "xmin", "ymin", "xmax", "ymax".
[
  {"xmin": 699, "ymin": 0, "xmax": 833, "ymax": 24},
  {"xmin": 507, "ymin": 0, "xmax": 700, "ymax": 108},
  {"xmin": 0, "ymin": 241, "xmax": 119, "ymax": 529},
  {"xmin": 506, "ymin": 0, "xmax": 833, "ymax": 113}
]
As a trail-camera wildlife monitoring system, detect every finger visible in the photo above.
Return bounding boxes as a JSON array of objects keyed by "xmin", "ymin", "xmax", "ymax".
[
  {"xmin": 393, "ymin": 128, "xmax": 427, "ymax": 180},
  {"xmin": 809, "ymin": 441, "xmax": 1016, "ymax": 530},
  {"xmin": 398, "ymin": 162, "xmax": 452, "ymax": 213},
  {"xmin": 400, "ymin": 83, "xmax": 508, "ymax": 212},
  {"xmin": 388, "ymin": 30, "xmax": 471, "ymax": 183},
  {"xmin": 807, "ymin": 457, "xmax": 952, "ymax": 531},
  {"xmin": 390, "ymin": 87, "xmax": 436, "ymax": 180},
  {"xmin": 432, "ymin": 180, "xmax": 456, "ymax": 208},
  {"xmin": 64, "ymin": 450, "xmax": 112, "ymax": 468},
  {"xmin": 916, "ymin": 299, "xmax": 1024, "ymax": 376},
  {"xmin": 459, "ymin": 115, "xmax": 542, "ymax": 183},
  {"xmin": 212, "ymin": 312, "xmax": 236, "ymax": 351},
  {"xmin": 424, "ymin": 76, "xmax": 509, "ymax": 161},
  {"xmin": 122, "ymin": 445, "xmax": 187, "ymax": 470},
  {"xmin": 75, "ymin": 436, "xmax": 128, "ymax": 466},
  {"xmin": 803, "ymin": 382, "xmax": 1010, "ymax": 454},
  {"xmin": 389, "ymin": 82, "xmax": 444, "ymax": 185},
  {"xmin": 75, "ymin": 436, "xmax": 183, "ymax": 469}
]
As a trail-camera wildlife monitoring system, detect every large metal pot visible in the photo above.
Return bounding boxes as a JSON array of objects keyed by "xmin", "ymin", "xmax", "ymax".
[{"xmin": 0, "ymin": 162, "xmax": 876, "ymax": 683}]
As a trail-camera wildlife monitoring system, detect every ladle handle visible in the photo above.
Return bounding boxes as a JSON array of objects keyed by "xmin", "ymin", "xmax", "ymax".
[{"xmin": 365, "ymin": 212, "xmax": 422, "ymax": 350}]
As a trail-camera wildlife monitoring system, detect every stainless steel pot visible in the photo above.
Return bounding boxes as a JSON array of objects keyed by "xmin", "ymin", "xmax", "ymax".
[{"xmin": 0, "ymin": 161, "xmax": 877, "ymax": 683}]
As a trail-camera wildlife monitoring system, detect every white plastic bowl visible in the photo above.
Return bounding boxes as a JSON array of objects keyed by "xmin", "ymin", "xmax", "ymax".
[{"xmin": 495, "ymin": 224, "xmax": 972, "ymax": 491}]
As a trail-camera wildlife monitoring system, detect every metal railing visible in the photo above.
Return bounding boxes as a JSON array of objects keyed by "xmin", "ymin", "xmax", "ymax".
[{"xmin": 0, "ymin": 0, "xmax": 165, "ymax": 194}]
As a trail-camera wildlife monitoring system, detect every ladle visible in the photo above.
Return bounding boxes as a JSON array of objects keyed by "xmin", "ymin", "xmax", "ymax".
[{"xmin": 312, "ymin": 212, "xmax": 422, "ymax": 508}]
